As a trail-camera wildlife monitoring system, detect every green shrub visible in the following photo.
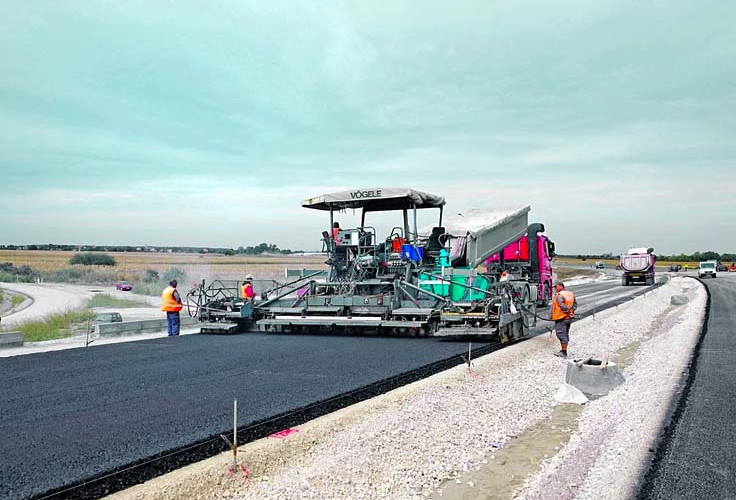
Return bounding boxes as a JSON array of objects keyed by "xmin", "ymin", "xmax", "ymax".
[
  {"xmin": 132, "ymin": 282, "xmax": 164, "ymax": 297},
  {"xmin": 14, "ymin": 309, "xmax": 95, "ymax": 342},
  {"xmin": 0, "ymin": 272, "xmax": 33, "ymax": 283},
  {"xmin": 11, "ymin": 294, "xmax": 25, "ymax": 307},
  {"xmin": 132, "ymin": 267, "xmax": 188, "ymax": 297},
  {"xmin": 0, "ymin": 263, "xmax": 38, "ymax": 282},
  {"xmin": 162, "ymin": 267, "xmax": 185, "ymax": 283},
  {"xmin": 69, "ymin": 252, "xmax": 116, "ymax": 266},
  {"xmin": 144, "ymin": 269, "xmax": 160, "ymax": 283},
  {"xmin": 86, "ymin": 293, "xmax": 147, "ymax": 308}
]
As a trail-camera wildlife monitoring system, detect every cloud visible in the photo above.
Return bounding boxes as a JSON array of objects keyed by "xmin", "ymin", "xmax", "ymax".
[{"xmin": 0, "ymin": 0, "xmax": 734, "ymax": 253}]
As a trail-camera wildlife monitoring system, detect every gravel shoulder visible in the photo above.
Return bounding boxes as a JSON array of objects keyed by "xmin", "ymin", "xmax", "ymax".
[
  {"xmin": 105, "ymin": 278, "xmax": 703, "ymax": 500},
  {"xmin": 515, "ymin": 277, "xmax": 706, "ymax": 500}
]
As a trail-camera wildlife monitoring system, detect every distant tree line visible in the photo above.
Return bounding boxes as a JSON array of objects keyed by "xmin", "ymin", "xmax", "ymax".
[
  {"xmin": 657, "ymin": 251, "xmax": 736, "ymax": 262},
  {"xmin": 0, "ymin": 243, "xmax": 302, "ymax": 255},
  {"xmin": 558, "ymin": 251, "xmax": 736, "ymax": 262},
  {"xmin": 232, "ymin": 243, "xmax": 296, "ymax": 256}
]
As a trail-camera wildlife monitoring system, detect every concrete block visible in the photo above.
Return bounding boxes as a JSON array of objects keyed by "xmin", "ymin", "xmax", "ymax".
[
  {"xmin": 671, "ymin": 295, "xmax": 689, "ymax": 305},
  {"xmin": 565, "ymin": 359, "xmax": 625, "ymax": 399},
  {"xmin": 555, "ymin": 383, "xmax": 588, "ymax": 405},
  {"xmin": 0, "ymin": 331, "xmax": 24, "ymax": 349},
  {"xmin": 97, "ymin": 317, "xmax": 197, "ymax": 337}
]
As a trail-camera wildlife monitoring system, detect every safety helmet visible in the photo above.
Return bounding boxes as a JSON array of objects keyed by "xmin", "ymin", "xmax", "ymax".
[{"xmin": 245, "ymin": 274, "xmax": 254, "ymax": 281}]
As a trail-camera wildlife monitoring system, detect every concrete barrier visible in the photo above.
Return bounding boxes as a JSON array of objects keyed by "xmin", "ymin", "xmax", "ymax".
[
  {"xmin": 0, "ymin": 331, "xmax": 24, "ymax": 349},
  {"xmin": 97, "ymin": 317, "xmax": 198, "ymax": 337},
  {"xmin": 565, "ymin": 358, "xmax": 625, "ymax": 399}
]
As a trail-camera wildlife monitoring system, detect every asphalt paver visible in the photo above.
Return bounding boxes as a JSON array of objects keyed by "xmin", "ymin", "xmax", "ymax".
[{"xmin": 639, "ymin": 275, "xmax": 736, "ymax": 499}]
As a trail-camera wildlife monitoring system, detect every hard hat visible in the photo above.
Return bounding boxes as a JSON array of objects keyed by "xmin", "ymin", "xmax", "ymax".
[{"xmin": 245, "ymin": 274, "xmax": 254, "ymax": 281}]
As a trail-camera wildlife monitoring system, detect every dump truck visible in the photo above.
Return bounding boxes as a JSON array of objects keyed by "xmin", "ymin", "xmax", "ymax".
[
  {"xmin": 484, "ymin": 227, "xmax": 555, "ymax": 306},
  {"xmin": 188, "ymin": 188, "xmax": 551, "ymax": 341},
  {"xmin": 620, "ymin": 247, "xmax": 656, "ymax": 286}
]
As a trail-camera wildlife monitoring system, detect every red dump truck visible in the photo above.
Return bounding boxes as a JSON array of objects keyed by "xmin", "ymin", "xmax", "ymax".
[
  {"xmin": 620, "ymin": 247, "xmax": 656, "ymax": 286},
  {"xmin": 485, "ymin": 223, "xmax": 556, "ymax": 306}
]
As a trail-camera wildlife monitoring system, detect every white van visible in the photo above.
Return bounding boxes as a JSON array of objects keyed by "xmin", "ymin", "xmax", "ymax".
[{"xmin": 699, "ymin": 261, "xmax": 717, "ymax": 278}]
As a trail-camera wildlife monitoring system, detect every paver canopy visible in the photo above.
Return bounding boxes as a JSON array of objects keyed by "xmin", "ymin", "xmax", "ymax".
[{"xmin": 302, "ymin": 188, "xmax": 446, "ymax": 212}]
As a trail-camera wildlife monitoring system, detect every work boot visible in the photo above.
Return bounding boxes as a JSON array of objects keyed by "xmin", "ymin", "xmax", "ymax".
[{"xmin": 554, "ymin": 350, "xmax": 567, "ymax": 358}]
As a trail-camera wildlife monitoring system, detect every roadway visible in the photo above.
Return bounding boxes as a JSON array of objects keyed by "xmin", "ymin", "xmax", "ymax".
[
  {"xmin": 637, "ymin": 273, "xmax": 736, "ymax": 499},
  {"xmin": 0, "ymin": 283, "xmax": 160, "ymax": 329},
  {"xmin": 0, "ymin": 275, "xmax": 658, "ymax": 500}
]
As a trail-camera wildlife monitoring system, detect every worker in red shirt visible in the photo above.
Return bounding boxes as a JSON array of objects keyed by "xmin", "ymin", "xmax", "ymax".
[
  {"xmin": 332, "ymin": 222, "xmax": 343, "ymax": 246},
  {"xmin": 241, "ymin": 274, "xmax": 256, "ymax": 302}
]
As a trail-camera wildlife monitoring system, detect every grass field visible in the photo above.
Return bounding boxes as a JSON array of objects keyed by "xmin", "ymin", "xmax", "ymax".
[
  {"xmin": 0, "ymin": 250, "xmax": 327, "ymax": 284},
  {"xmin": 86, "ymin": 294, "xmax": 148, "ymax": 308},
  {"xmin": 554, "ymin": 267, "xmax": 599, "ymax": 281}
]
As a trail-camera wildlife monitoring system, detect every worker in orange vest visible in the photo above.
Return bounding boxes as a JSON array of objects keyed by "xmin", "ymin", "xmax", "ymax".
[
  {"xmin": 161, "ymin": 279, "xmax": 183, "ymax": 336},
  {"xmin": 551, "ymin": 281, "xmax": 577, "ymax": 358},
  {"xmin": 241, "ymin": 274, "xmax": 255, "ymax": 302}
]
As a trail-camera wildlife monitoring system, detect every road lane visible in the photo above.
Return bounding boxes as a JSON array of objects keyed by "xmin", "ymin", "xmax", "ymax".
[{"xmin": 637, "ymin": 274, "xmax": 736, "ymax": 500}]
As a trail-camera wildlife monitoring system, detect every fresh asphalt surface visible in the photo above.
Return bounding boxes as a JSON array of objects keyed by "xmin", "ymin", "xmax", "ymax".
[
  {"xmin": 0, "ymin": 275, "xmax": 654, "ymax": 499},
  {"xmin": 638, "ymin": 273, "xmax": 736, "ymax": 500}
]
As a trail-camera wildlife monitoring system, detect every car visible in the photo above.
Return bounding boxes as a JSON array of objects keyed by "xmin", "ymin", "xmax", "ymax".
[
  {"xmin": 729, "ymin": 264, "xmax": 736, "ymax": 273},
  {"xmin": 669, "ymin": 264, "xmax": 682, "ymax": 272},
  {"xmin": 716, "ymin": 264, "xmax": 727, "ymax": 272},
  {"xmin": 116, "ymin": 281, "xmax": 132, "ymax": 291},
  {"xmin": 93, "ymin": 312, "xmax": 123, "ymax": 323},
  {"xmin": 594, "ymin": 261, "xmax": 605, "ymax": 269},
  {"xmin": 88, "ymin": 312, "xmax": 123, "ymax": 332}
]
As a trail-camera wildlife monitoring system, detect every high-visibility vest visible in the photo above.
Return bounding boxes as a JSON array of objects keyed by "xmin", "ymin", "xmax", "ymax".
[
  {"xmin": 391, "ymin": 237, "xmax": 406, "ymax": 252},
  {"xmin": 241, "ymin": 283, "xmax": 255, "ymax": 300},
  {"xmin": 551, "ymin": 290, "xmax": 575, "ymax": 320},
  {"xmin": 161, "ymin": 286, "xmax": 183, "ymax": 312}
]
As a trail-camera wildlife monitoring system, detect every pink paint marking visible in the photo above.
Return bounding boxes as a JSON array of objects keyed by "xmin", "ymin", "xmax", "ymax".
[
  {"xmin": 228, "ymin": 464, "xmax": 251, "ymax": 480},
  {"xmin": 269, "ymin": 427, "xmax": 300, "ymax": 439},
  {"xmin": 467, "ymin": 370, "xmax": 484, "ymax": 380}
]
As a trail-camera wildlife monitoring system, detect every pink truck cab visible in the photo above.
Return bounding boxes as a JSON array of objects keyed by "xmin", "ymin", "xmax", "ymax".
[{"xmin": 485, "ymin": 224, "xmax": 555, "ymax": 305}]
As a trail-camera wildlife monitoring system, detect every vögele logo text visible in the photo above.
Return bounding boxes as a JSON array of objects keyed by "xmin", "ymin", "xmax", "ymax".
[{"xmin": 350, "ymin": 190, "xmax": 382, "ymax": 199}]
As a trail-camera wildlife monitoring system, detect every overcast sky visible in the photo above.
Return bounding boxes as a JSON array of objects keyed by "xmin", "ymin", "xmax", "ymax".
[{"xmin": 1, "ymin": 0, "xmax": 734, "ymax": 254}]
